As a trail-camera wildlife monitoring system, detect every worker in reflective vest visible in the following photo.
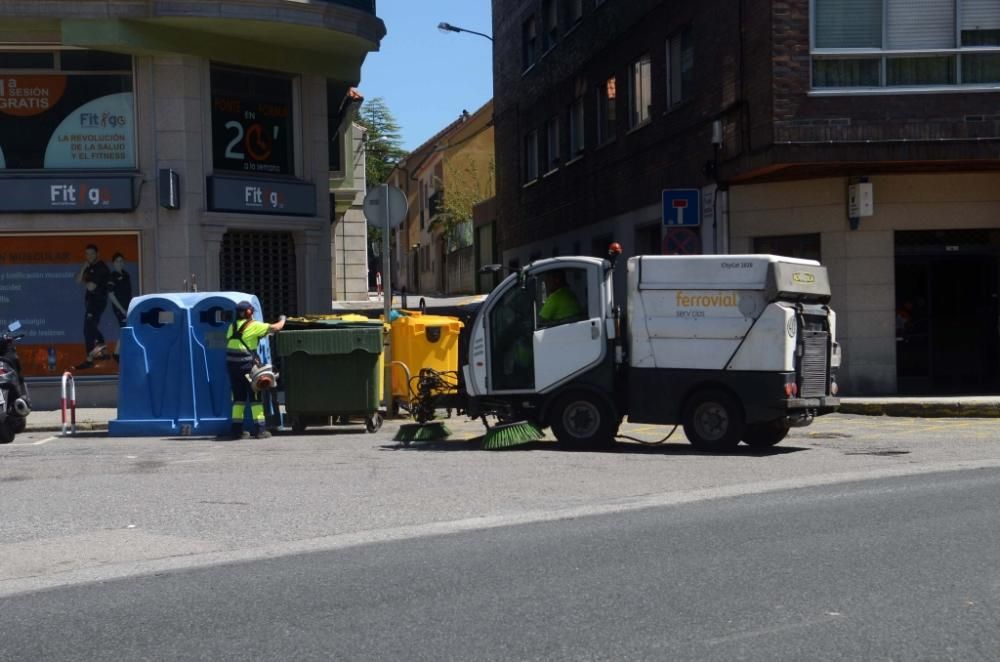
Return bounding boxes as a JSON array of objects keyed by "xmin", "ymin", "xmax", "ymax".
[{"xmin": 221, "ymin": 300, "xmax": 286, "ymax": 440}]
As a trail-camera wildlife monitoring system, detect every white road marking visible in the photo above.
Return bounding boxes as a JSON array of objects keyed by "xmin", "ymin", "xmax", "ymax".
[{"xmin": 30, "ymin": 436, "xmax": 59, "ymax": 446}]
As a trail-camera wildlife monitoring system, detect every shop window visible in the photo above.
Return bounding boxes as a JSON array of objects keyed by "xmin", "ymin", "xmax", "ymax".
[
  {"xmin": 210, "ymin": 65, "xmax": 296, "ymax": 176},
  {"xmin": 0, "ymin": 233, "xmax": 140, "ymax": 377},
  {"xmin": 0, "ymin": 52, "xmax": 54, "ymax": 69},
  {"xmin": 0, "ymin": 49, "xmax": 135, "ymax": 170}
]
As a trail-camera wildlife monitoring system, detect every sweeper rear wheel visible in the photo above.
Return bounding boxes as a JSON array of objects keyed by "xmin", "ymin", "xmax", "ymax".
[
  {"xmin": 682, "ymin": 389, "xmax": 744, "ymax": 452},
  {"xmin": 742, "ymin": 419, "xmax": 789, "ymax": 448},
  {"xmin": 550, "ymin": 391, "xmax": 616, "ymax": 451}
]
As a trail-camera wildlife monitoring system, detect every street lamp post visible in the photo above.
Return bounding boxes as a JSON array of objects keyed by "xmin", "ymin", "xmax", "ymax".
[{"xmin": 437, "ymin": 22, "xmax": 493, "ymax": 42}]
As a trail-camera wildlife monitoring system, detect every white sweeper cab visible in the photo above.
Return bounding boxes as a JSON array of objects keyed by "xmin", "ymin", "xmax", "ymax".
[{"xmin": 462, "ymin": 250, "xmax": 841, "ymax": 450}]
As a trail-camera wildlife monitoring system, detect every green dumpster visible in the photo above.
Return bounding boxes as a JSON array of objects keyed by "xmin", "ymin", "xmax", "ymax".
[{"xmin": 275, "ymin": 322, "xmax": 385, "ymax": 434}]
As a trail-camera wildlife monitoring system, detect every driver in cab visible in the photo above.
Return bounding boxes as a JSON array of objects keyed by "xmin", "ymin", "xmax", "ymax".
[{"xmin": 538, "ymin": 270, "xmax": 583, "ymax": 325}]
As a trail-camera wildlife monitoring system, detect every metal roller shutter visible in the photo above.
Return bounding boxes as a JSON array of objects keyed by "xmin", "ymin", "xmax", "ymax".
[{"xmin": 220, "ymin": 231, "xmax": 299, "ymax": 320}]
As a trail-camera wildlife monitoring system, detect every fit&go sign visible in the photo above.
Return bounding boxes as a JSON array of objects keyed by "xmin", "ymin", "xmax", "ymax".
[
  {"xmin": 207, "ymin": 176, "xmax": 316, "ymax": 216},
  {"xmin": 0, "ymin": 177, "xmax": 136, "ymax": 212}
]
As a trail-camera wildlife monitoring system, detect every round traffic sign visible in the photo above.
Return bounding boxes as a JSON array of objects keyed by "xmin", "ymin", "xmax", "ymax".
[{"xmin": 363, "ymin": 184, "xmax": 407, "ymax": 229}]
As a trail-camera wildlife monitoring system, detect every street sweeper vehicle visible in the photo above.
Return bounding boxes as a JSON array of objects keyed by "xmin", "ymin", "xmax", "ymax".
[{"xmin": 441, "ymin": 250, "xmax": 840, "ymax": 450}]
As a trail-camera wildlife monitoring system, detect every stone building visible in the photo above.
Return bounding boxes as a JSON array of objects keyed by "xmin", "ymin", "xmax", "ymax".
[{"xmin": 0, "ymin": 0, "xmax": 384, "ymax": 404}]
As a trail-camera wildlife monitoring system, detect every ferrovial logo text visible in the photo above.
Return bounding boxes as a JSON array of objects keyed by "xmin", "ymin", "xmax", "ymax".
[{"xmin": 675, "ymin": 291, "xmax": 738, "ymax": 308}]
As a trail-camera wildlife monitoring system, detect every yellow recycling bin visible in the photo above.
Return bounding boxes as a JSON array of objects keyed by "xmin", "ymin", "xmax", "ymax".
[{"xmin": 390, "ymin": 313, "xmax": 464, "ymax": 400}]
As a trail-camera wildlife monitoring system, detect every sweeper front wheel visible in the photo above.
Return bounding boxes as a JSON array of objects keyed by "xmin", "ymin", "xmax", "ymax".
[{"xmin": 550, "ymin": 391, "xmax": 616, "ymax": 451}]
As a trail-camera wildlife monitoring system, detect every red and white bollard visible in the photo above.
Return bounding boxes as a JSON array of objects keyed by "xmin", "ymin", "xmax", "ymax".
[
  {"xmin": 61, "ymin": 371, "xmax": 76, "ymax": 436},
  {"xmin": 376, "ymin": 271, "xmax": 383, "ymax": 299}
]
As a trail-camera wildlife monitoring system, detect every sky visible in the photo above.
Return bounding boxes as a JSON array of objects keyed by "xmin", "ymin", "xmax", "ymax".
[{"xmin": 358, "ymin": 1, "xmax": 494, "ymax": 152}]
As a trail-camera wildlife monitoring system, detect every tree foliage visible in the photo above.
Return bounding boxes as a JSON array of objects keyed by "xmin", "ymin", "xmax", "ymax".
[
  {"xmin": 356, "ymin": 97, "xmax": 407, "ymax": 188},
  {"xmin": 434, "ymin": 155, "xmax": 495, "ymax": 249}
]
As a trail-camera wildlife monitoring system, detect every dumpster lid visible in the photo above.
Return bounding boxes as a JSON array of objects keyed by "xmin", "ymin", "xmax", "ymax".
[
  {"xmin": 283, "ymin": 314, "xmax": 387, "ymax": 331},
  {"xmin": 393, "ymin": 313, "xmax": 464, "ymax": 329},
  {"xmin": 276, "ymin": 327, "xmax": 384, "ymax": 356}
]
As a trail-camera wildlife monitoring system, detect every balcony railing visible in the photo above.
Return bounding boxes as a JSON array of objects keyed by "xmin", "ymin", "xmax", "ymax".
[{"xmin": 315, "ymin": 0, "xmax": 376, "ymax": 14}]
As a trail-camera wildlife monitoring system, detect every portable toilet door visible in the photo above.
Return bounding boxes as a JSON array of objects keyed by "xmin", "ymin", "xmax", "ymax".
[{"xmin": 110, "ymin": 294, "xmax": 191, "ymax": 436}]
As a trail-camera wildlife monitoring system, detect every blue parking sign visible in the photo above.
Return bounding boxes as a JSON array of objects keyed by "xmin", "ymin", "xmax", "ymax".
[{"xmin": 662, "ymin": 189, "xmax": 701, "ymax": 227}]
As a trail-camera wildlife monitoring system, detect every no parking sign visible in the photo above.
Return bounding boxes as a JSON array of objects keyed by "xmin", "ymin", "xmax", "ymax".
[{"xmin": 662, "ymin": 227, "xmax": 702, "ymax": 255}]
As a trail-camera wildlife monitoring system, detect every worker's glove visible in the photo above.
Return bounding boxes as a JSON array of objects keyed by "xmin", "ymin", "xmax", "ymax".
[{"xmin": 279, "ymin": 315, "xmax": 287, "ymax": 322}]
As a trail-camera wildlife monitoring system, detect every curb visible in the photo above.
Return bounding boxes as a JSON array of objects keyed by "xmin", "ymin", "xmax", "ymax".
[
  {"xmin": 25, "ymin": 423, "xmax": 108, "ymax": 433},
  {"xmin": 838, "ymin": 402, "xmax": 1000, "ymax": 418},
  {"xmin": 20, "ymin": 404, "xmax": 1000, "ymax": 432}
]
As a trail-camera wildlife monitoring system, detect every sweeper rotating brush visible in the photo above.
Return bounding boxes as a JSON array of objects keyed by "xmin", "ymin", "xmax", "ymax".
[
  {"xmin": 481, "ymin": 420, "xmax": 544, "ymax": 450},
  {"xmin": 393, "ymin": 422, "xmax": 452, "ymax": 446}
]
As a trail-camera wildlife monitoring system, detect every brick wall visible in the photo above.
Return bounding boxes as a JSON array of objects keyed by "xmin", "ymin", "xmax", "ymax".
[
  {"xmin": 492, "ymin": 0, "xmax": 1000, "ymax": 254},
  {"xmin": 770, "ymin": 1, "xmax": 1000, "ymax": 147},
  {"xmin": 492, "ymin": 0, "xmax": 739, "ymax": 251}
]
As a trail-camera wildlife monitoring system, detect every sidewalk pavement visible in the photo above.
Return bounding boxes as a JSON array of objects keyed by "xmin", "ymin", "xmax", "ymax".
[{"xmin": 18, "ymin": 397, "xmax": 1000, "ymax": 433}]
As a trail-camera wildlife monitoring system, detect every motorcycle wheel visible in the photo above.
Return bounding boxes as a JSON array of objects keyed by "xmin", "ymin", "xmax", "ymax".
[
  {"xmin": 12, "ymin": 417, "xmax": 26, "ymax": 434},
  {"xmin": 0, "ymin": 421, "xmax": 14, "ymax": 444}
]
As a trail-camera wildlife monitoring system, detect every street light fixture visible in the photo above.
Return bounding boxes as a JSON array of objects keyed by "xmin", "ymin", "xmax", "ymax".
[{"xmin": 437, "ymin": 21, "xmax": 493, "ymax": 42}]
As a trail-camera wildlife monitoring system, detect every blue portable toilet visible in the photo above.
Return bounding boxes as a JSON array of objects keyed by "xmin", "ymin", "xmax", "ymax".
[
  {"xmin": 109, "ymin": 292, "xmax": 266, "ymax": 437},
  {"xmin": 188, "ymin": 292, "xmax": 274, "ymax": 432}
]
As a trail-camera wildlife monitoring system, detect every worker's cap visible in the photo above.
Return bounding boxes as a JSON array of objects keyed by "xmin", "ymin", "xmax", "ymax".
[{"xmin": 235, "ymin": 301, "xmax": 253, "ymax": 315}]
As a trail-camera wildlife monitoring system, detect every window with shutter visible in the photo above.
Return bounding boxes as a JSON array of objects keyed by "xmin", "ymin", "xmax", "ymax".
[
  {"xmin": 813, "ymin": 0, "xmax": 882, "ymax": 49},
  {"xmin": 886, "ymin": 0, "xmax": 955, "ymax": 49},
  {"xmin": 812, "ymin": 0, "xmax": 1000, "ymax": 89},
  {"xmin": 962, "ymin": 0, "xmax": 1000, "ymax": 46}
]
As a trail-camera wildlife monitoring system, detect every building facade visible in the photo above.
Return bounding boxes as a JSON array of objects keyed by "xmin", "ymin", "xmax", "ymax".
[
  {"xmin": 0, "ymin": 0, "xmax": 383, "ymax": 404},
  {"xmin": 492, "ymin": 0, "xmax": 1000, "ymax": 396},
  {"xmin": 390, "ymin": 100, "xmax": 494, "ymax": 297}
]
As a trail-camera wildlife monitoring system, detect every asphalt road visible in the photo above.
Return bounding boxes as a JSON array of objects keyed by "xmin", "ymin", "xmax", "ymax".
[{"xmin": 4, "ymin": 468, "xmax": 1000, "ymax": 661}]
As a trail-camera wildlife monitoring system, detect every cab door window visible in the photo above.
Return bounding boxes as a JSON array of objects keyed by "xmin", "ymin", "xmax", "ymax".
[{"xmin": 488, "ymin": 276, "xmax": 536, "ymax": 391}]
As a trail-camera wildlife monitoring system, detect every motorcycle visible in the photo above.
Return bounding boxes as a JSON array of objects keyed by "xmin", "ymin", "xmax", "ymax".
[{"xmin": 0, "ymin": 320, "xmax": 31, "ymax": 444}]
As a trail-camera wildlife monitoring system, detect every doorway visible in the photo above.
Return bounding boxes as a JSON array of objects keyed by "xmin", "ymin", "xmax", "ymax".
[{"xmin": 895, "ymin": 230, "xmax": 1000, "ymax": 395}]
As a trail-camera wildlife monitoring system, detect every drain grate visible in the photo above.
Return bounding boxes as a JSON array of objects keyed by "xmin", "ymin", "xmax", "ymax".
[{"xmin": 843, "ymin": 449, "xmax": 910, "ymax": 456}]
